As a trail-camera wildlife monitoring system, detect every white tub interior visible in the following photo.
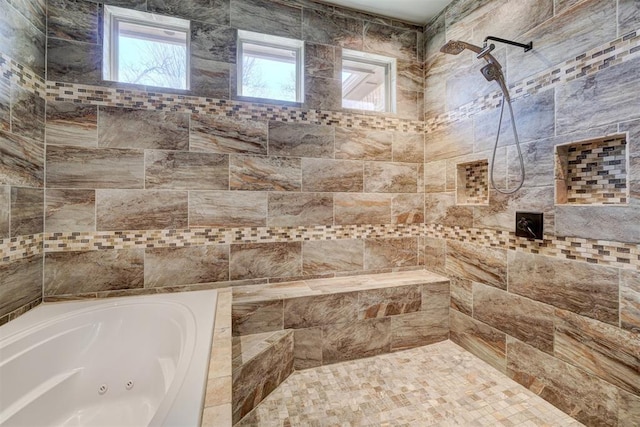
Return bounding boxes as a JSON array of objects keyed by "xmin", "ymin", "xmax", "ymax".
[{"xmin": 0, "ymin": 290, "xmax": 217, "ymax": 427}]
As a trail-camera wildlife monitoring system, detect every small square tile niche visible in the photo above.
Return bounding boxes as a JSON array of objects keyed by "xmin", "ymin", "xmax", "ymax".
[
  {"xmin": 456, "ymin": 160, "xmax": 489, "ymax": 205},
  {"xmin": 555, "ymin": 134, "xmax": 628, "ymax": 205}
]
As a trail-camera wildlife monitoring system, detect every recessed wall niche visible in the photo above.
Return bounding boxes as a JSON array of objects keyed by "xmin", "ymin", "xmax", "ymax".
[
  {"xmin": 456, "ymin": 160, "xmax": 489, "ymax": 205},
  {"xmin": 555, "ymin": 134, "xmax": 628, "ymax": 205}
]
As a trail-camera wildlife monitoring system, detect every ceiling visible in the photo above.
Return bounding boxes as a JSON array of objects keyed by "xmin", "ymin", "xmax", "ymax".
[{"xmin": 319, "ymin": 0, "xmax": 454, "ymax": 25}]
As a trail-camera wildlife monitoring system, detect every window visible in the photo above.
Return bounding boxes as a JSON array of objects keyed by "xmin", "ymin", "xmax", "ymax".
[
  {"xmin": 103, "ymin": 6, "xmax": 190, "ymax": 90},
  {"xmin": 342, "ymin": 50, "xmax": 396, "ymax": 112},
  {"xmin": 237, "ymin": 30, "xmax": 304, "ymax": 103}
]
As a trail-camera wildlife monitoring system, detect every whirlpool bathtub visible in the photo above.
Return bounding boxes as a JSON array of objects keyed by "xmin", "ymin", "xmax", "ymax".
[{"xmin": 0, "ymin": 290, "xmax": 218, "ymax": 426}]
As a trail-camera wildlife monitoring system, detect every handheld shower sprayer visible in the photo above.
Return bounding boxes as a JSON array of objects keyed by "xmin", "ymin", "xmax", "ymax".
[{"xmin": 439, "ymin": 38, "xmax": 532, "ymax": 194}]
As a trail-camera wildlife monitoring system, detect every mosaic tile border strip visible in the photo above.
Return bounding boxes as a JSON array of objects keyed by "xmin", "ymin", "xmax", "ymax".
[
  {"xmin": 2, "ymin": 223, "xmax": 639, "ymax": 273},
  {"xmin": 45, "ymin": 82, "xmax": 424, "ymax": 133},
  {"xmin": 0, "ymin": 297, "xmax": 43, "ymax": 327},
  {"xmin": 0, "ymin": 234, "xmax": 43, "ymax": 262},
  {"xmin": 0, "ymin": 53, "xmax": 46, "ymax": 98},
  {"xmin": 425, "ymin": 29, "xmax": 640, "ymax": 134}
]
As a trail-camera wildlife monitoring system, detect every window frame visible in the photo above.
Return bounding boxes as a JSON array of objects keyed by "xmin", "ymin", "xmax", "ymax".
[
  {"xmin": 341, "ymin": 49, "xmax": 396, "ymax": 113},
  {"xmin": 236, "ymin": 30, "xmax": 304, "ymax": 103},
  {"xmin": 103, "ymin": 5, "xmax": 191, "ymax": 90}
]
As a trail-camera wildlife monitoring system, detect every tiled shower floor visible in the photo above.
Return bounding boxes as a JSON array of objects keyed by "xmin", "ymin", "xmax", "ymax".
[{"xmin": 236, "ymin": 341, "xmax": 583, "ymax": 426}]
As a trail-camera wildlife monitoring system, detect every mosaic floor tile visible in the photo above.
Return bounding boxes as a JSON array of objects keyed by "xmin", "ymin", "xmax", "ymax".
[{"xmin": 236, "ymin": 341, "xmax": 583, "ymax": 427}]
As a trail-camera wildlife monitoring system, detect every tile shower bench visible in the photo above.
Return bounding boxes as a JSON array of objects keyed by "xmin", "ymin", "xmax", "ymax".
[{"xmin": 229, "ymin": 270, "xmax": 451, "ymax": 423}]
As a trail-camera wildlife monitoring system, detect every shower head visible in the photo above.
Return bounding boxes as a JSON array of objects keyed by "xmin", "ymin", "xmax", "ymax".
[{"xmin": 440, "ymin": 40, "xmax": 482, "ymax": 55}]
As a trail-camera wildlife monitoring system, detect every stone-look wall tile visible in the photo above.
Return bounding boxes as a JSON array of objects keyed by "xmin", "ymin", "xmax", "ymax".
[
  {"xmin": 98, "ymin": 107, "xmax": 189, "ymax": 150},
  {"xmin": 302, "ymin": 8, "xmax": 363, "ymax": 50},
  {"xmin": 423, "ymin": 237, "xmax": 445, "ymax": 275},
  {"xmin": 507, "ymin": 138, "xmax": 555, "ymax": 189},
  {"xmin": 268, "ymin": 192, "xmax": 332, "ymax": 227},
  {"xmin": 364, "ymin": 237, "xmax": 418, "ymax": 270},
  {"xmin": 392, "ymin": 132, "xmax": 423, "ymax": 163},
  {"xmin": 558, "ymin": 55, "xmax": 640, "ymax": 135},
  {"xmin": 145, "ymin": 151, "xmax": 229, "ymax": 190},
  {"xmin": 619, "ymin": 0, "xmax": 640, "ymax": 36},
  {"xmin": 554, "ymin": 308, "xmax": 639, "ymax": 395},
  {"xmin": 304, "ymin": 42, "xmax": 338, "ymax": 79},
  {"xmin": 10, "ymin": 187, "xmax": 43, "ymax": 236},
  {"xmin": 230, "ymin": 0, "xmax": 301, "ymax": 39},
  {"xmin": 230, "ymin": 155, "xmax": 301, "ymax": 191},
  {"xmin": 508, "ymin": 0, "xmax": 617, "ymax": 84},
  {"xmin": 284, "ymin": 292, "xmax": 358, "ymax": 329},
  {"xmin": 449, "ymin": 277, "xmax": 472, "ymax": 316},
  {"xmin": 423, "ymin": 54, "xmax": 451, "ymax": 119},
  {"xmin": 334, "ymin": 193, "xmax": 391, "ymax": 225},
  {"xmin": 425, "ymin": 119, "xmax": 474, "ymax": 162},
  {"xmin": 446, "ymin": 240, "xmax": 507, "ymax": 290},
  {"xmin": 390, "ymin": 309, "xmax": 448, "ymax": 351},
  {"xmin": 471, "ymin": 0, "xmax": 553, "ymax": 47},
  {"xmin": 301, "ymin": 158, "xmax": 363, "ymax": 192},
  {"xmin": 304, "ymin": 75, "xmax": 341, "ymax": 111},
  {"xmin": 0, "ymin": 71, "xmax": 9, "ymax": 131},
  {"xmin": 0, "ymin": 186, "xmax": 9, "ymax": 237},
  {"xmin": 425, "ymin": 193, "xmax": 474, "ymax": 227},
  {"xmin": 396, "ymin": 89, "xmax": 420, "ymax": 121},
  {"xmin": 363, "ymin": 22, "xmax": 417, "ymax": 61},
  {"xmin": 423, "ymin": 12, "xmax": 444, "ymax": 61},
  {"xmin": 45, "ymin": 189, "xmax": 95, "ymax": 232},
  {"xmin": 621, "ymin": 270, "xmax": 640, "ymax": 334},
  {"xmin": 555, "ymin": 201, "xmax": 640, "ymax": 243},
  {"xmin": 0, "ymin": 255, "xmax": 42, "ymax": 317},
  {"xmin": 422, "ymin": 281, "xmax": 450, "ymax": 311},
  {"xmin": 230, "ymin": 242, "xmax": 302, "ymax": 280},
  {"xmin": 508, "ymin": 251, "xmax": 619, "ymax": 325},
  {"xmin": 233, "ymin": 300, "xmax": 283, "ymax": 336},
  {"xmin": 473, "ymin": 282, "xmax": 555, "ymax": 353},
  {"xmin": 507, "ymin": 338, "xmax": 619, "ymax": 427},
  {"xmin": 190, "ymin": 115, "xmax": 268, "ymax": 155},
  {"xmin": 96, "ymin": 190, "xmax": 188, "ymax": 230},
  {"xmin": 0, "ymin": 0, "xmax": 45, "ymax": 76},
  {"xmin": 8, "ymin": 0, "xmax": 45, "ymax": 32},
  {"xmin": 424, "ymin": 160, "xmax": 446, "ymax": 193},
  {"xmin": 450, "ymin": 310, "xmax": 506, "ymax": 373},
  {"xmin": 148, "ymin": 0, "xmax": 230, "ymax": 26},
  {"xmin": 189, "ymin": 191, "xmax": 266, "ymax": 227},
  {"xmin": 191, "ymin": 21, "xmax": 236, "ymax": 64},
  {"xmin": 397, "ymin": 60, "xmax": 423, "ymax": 92},
  {"xmin": 232, "ymin": 331, "xmax": 293, "ymax": 424},
  {"xmin": 473, "ymin": 88, "xmax": 556, "ymax": 152},
  {"xmin": 11, "ymin": 85, "xmax": 45, "ymax": 142},
  {"xmin": 46, "ymin": 38, "xmax": 101, "ymax": 84},
  {"xmin": 46, "ymin": 145, "xmax": 143, "ymax": 189},
  {"xmin": 473, "ymin": 186, "xmax": 554, "ymax": 232},
  {"xmin": 268, "ymin": 121, "xmax": 333, "ymax": 159},
  {"xmin": 293, "ymin": 327, "xmax": 322, "ymax": 369},
  {"xmin": 364, "ymin": 162, "xmax": 418, "ymax": 193},
  {"xmin": 302, "ymin": 239, "xmax": 364, "ymax": 275},
  {"xmin": 618, "ymin": 389, "xmax": 640, "ymax": 426},
  {"xmin": 620, "ymin": 119, "xmax": 640, "ymax": 200},
  {"xmin": 45, "ymin": 102, "xmax": 97, "ymax": 147},
  {"xmin": 191, "ymin": 58, "xmax": 230, "ymax": 99},
  {"xmin": 335, "ymin": 127, "xmax": 392, "ymax": 161},
  {"xmin": 554, "ymin": 0, "xmax": 583, "ymax": 14},
  {"xmin": 144, "ymin": 245, "xmax": 229, "ymax": 288},
  {"xmin": 322, "ymin": 318, "xmax": 391, "ymax": 364},
  {"xmin": 44, "ymin": 249, "xmax": 144, "ymax": 296},
  {"xmin": 0, "ymin": 131, "xmax": 44, "ymax": 188},
  {"xmin": 358, "ymin": 285, "xmax": 421, "ymax": 319},
  {"xmin": 391, "ymin": 193, "xmax": 424, "ymax": 224},
  {"xmin": 47, "ymin": 0, "xmax": 99, "ymax": 43}
]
